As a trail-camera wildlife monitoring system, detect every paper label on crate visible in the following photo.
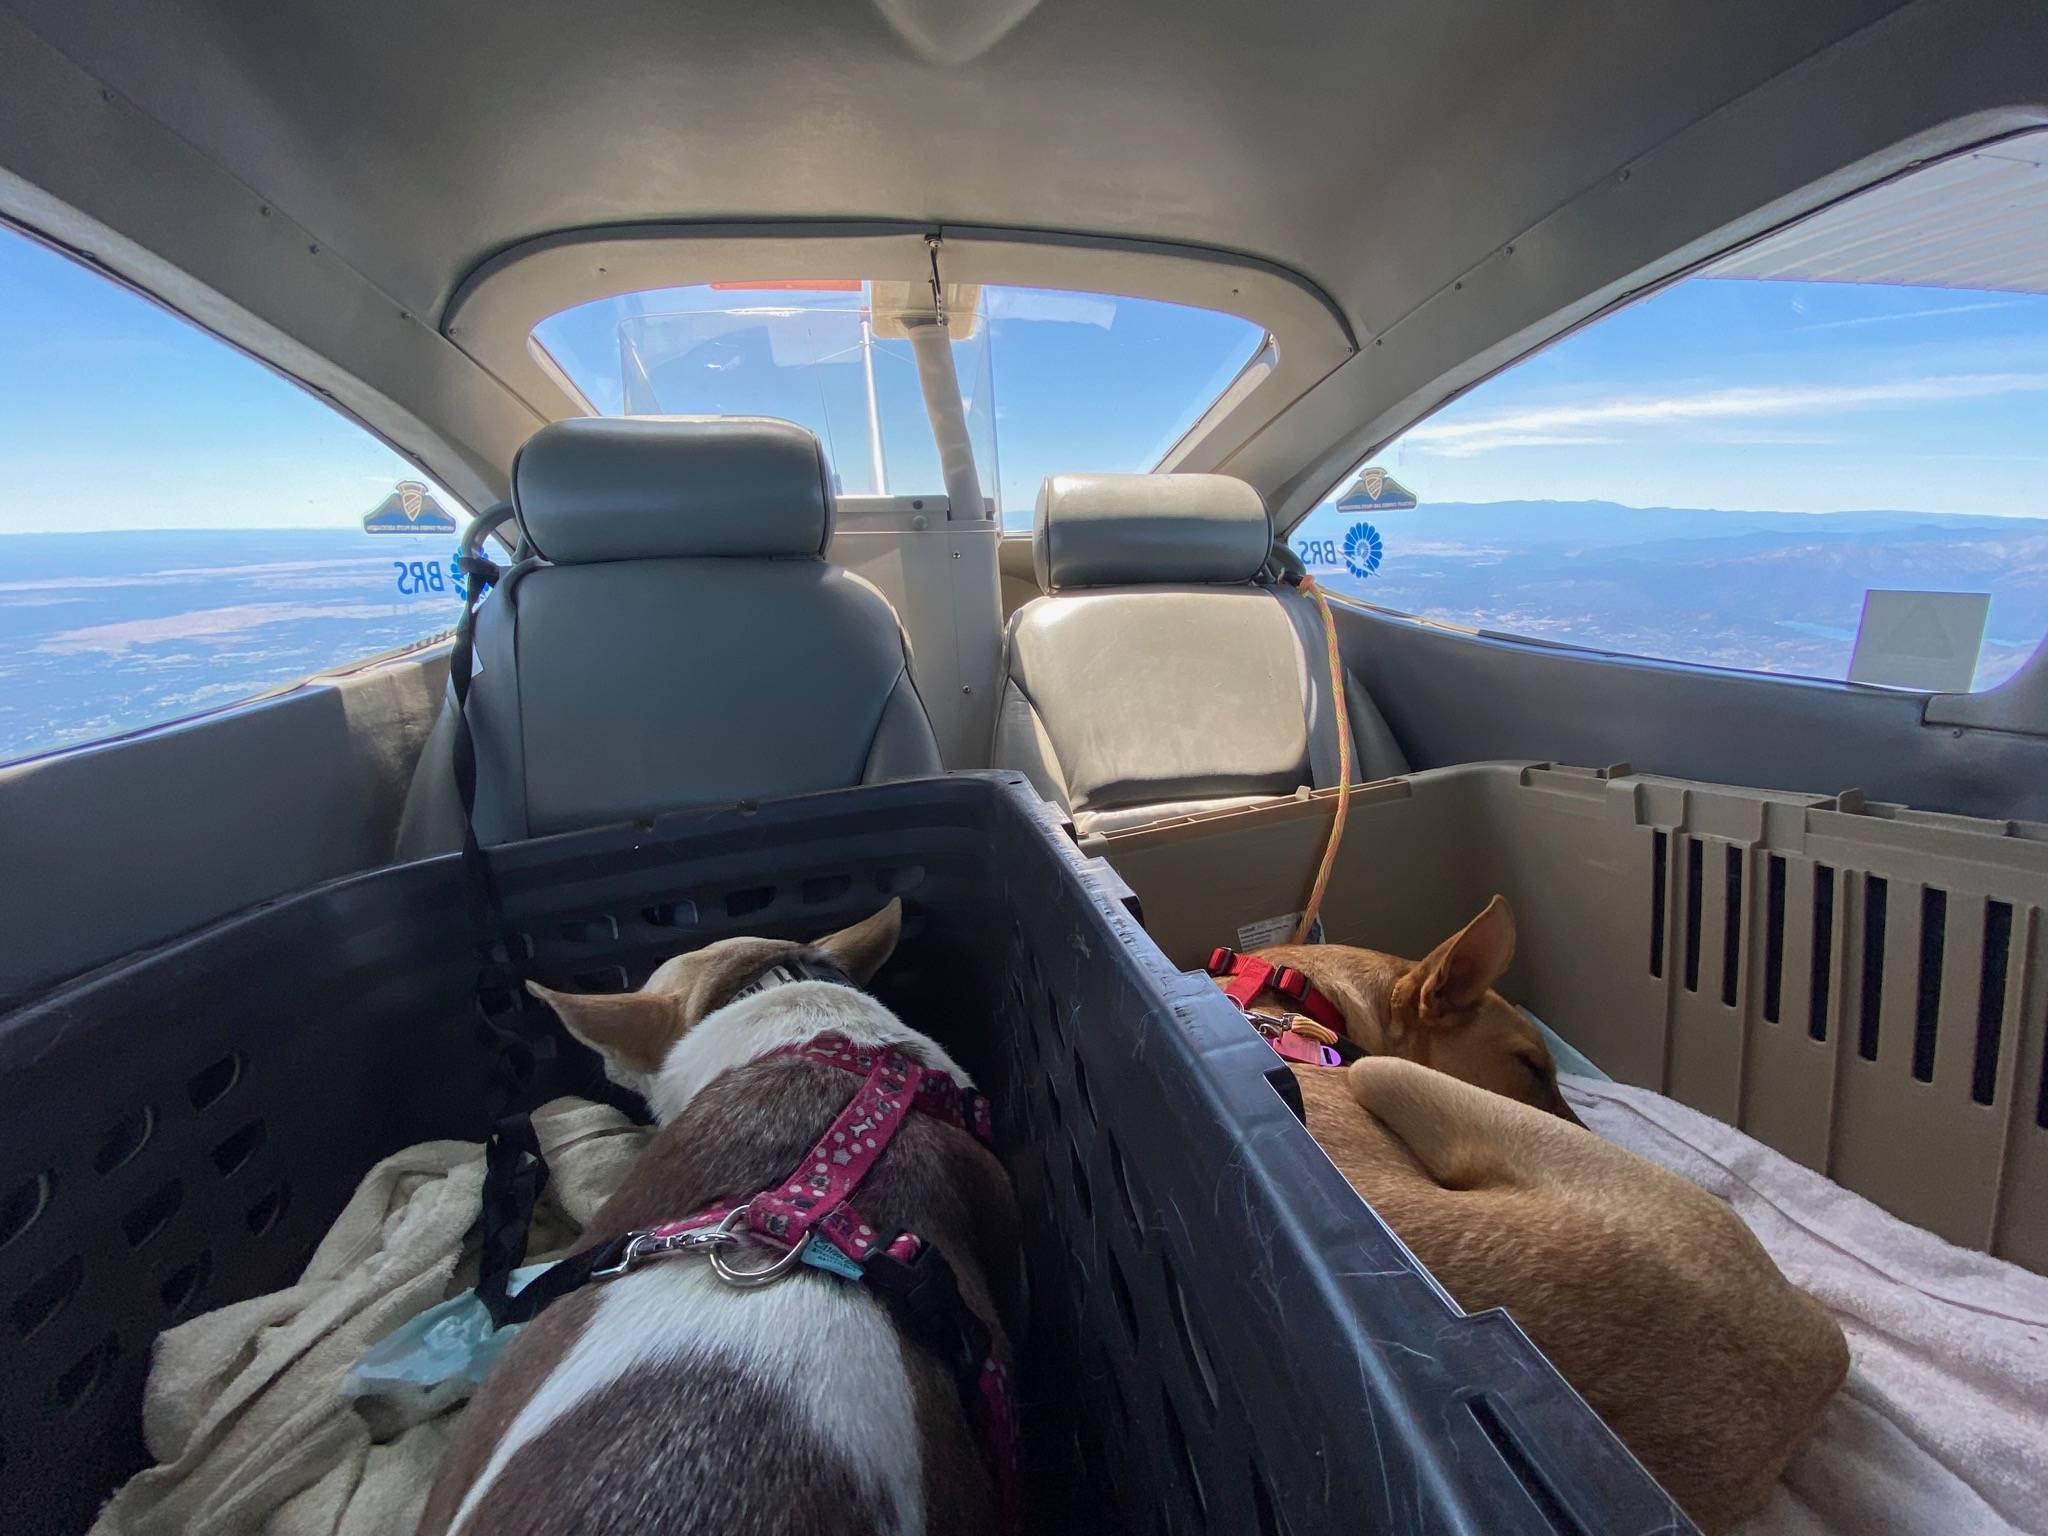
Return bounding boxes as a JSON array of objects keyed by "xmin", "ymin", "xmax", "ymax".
[
  {"xmin": 1233, "ymin": 912, "xmax": 1325, "ymax": 949},
  {"xmin": 1237, "ymin": 912, "xmax": 1300, "ymax": 949}
]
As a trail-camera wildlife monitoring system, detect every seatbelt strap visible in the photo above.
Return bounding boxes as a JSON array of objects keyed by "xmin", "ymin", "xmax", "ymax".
[{"xmin": 445, "ymin": 509, "xmax": 553, "ymax": 1326}]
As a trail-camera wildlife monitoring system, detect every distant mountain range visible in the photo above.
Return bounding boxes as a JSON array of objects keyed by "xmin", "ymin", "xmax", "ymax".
[
  {"xmin": 3, "ymin": 505, "xmax": 2043, "ymax": 763},
  {"xmin": 1296, "ymin": 499, "xmax": 2048, "ymax": 686}
]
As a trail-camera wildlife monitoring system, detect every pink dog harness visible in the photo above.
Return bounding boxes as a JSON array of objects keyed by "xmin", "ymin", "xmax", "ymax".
[{"xmin": 509, "ymin": 1033, "xmax": 1017, "ymax": 1529}]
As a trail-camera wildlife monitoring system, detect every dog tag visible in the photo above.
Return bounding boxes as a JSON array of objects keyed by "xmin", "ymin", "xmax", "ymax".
[
  {"xmin": 799, "ymin": 1235, "xmax": 865, "ymax": 1280},
  {"xmin": 1271, "ymin": 1031, "xmax": 1341, "ymax": 1068}
]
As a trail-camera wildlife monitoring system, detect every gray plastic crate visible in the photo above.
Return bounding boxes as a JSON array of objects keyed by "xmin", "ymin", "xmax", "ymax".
[{"xmin": 0, "ymin": 773, "xmax": 1688, "ymax": 1533}]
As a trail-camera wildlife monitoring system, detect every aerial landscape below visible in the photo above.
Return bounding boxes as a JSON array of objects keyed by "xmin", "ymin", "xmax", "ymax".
[{"xmin": 2, "ymin": 498, "xmax": 2043, "ymax": 764}]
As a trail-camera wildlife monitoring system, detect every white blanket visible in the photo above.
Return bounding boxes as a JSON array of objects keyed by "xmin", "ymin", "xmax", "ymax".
[
  {"xmin": 92, "ymin": 1097, "xmax": 647, "ymax": 1536},
  {"xmin": 1560, "ymin": 1075, "xmax": 2048, "ymax": 1536}
]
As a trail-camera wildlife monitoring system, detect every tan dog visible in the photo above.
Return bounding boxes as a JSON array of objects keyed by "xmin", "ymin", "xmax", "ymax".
[
  {"xmin": 1242, "ymin": 895, "xmax": 1580, "ymax": 1120},
  {"xmin": 1299, "ymin": 1058, "xmax": 1847, "ymax": 1533},
  {"xmin": 420, "ymin": 901, "xmax": 1022, "ymax": 1536}
]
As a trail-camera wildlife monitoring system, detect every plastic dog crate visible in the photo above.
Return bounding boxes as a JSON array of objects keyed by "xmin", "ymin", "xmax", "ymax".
[
  {"xmin": 1103, "ymin": 760, "xmax": 2048, "ymax": 1277},
  {"xmin": 0, "ymin": 772, "xmax": 1688, "ymax": 1535}
]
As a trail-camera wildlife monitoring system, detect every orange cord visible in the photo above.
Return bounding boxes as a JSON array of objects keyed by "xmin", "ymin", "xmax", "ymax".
[{"xmin": 1292, "ymin": 575, "xmax": 1352, "ymax": 944}]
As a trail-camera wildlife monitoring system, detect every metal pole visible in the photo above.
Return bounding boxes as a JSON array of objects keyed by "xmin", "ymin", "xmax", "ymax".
[{"xmin": 860, "ymin": 316, "xmax": 889, "ymax": 495}]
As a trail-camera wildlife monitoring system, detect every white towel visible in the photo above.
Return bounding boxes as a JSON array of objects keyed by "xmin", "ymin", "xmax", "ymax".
[
  {"xmin": 1560, "ymin": 1075, "xmax": 2048, "ymax": 1536},
  {"xmin": 92, "ymin": 1097, "xmax": 647, "ymax": 1536}
]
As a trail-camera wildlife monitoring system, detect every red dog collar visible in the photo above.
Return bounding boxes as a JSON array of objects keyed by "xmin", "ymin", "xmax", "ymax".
[{"xmin": 1206, "ymin": 948, "xmax": 1349, "ymax": 1038}]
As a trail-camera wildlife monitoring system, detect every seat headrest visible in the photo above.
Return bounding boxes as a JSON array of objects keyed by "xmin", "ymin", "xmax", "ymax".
[
  {"xmin": 1033, "ymin": 473, "xmax": 1272, "ymax": 591},
  {"xmin": 513, "ymin": 416, "xmax": 835, "ymax": 563}
]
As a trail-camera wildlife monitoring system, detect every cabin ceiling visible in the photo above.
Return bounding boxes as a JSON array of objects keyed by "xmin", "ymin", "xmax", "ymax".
[
  {"xmin": 1, "ymin": 0, "xmax": 2043, "ymax": 516},
  {"xmin": 4, "ymin": 0, "xmax": 1903, "ymax": 330}
]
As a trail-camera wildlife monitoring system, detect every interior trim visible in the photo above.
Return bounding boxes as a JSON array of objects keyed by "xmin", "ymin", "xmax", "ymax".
[
  {"xmin": 1242, "ymin": 0, "xmax": 2048, "ymax": 525},
  {"xmin": 442, "ymin": 220, "xmax": 1356, "ymax": 470}
]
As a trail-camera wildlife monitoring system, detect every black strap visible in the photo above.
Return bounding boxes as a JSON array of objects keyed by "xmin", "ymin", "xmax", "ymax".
[
  {"xmin": 481, "ymin": 1228, "xmax": 640, "ymax": 1328},
  {"xmin": 445, "ymin": 510, "xmax": 555, "ymax": 1327},
  {"xmin": 862, "ymin": 1238, "xmax": 993, "ymax": 1408}
]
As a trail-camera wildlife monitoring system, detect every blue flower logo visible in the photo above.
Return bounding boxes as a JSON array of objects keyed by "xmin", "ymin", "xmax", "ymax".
[{"xmin": 1342, "ymin": 521, "xmax": 1384, "ymax": 581}]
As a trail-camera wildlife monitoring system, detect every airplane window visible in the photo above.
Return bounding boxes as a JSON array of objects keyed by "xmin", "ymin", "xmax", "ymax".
[
  {"xmin": 0, "ymin": 223, "xmax": 467, "ymax": 765},
  {"xmin": 1293, "ymin": 134, "xmax": 2048, "ymax": 693},
  {"xmin": 533, "ymin": 283, "xmax": 1265, "ymax": 529}
]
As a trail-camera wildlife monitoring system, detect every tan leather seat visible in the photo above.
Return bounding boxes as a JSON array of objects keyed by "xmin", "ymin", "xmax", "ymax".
[
  {"xmin": 990, "ymin": 473, "xmax": 1407, "ymax": 835},
  {"xmin": 395, "ymin": 416, "xmax": 942, "ymax": 853}
]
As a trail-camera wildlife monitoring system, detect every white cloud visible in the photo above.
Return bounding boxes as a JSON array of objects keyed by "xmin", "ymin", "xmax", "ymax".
[
  {"xmin": 1404, "ymin": 372, "xmax": 2048, "ymax": 457},
  {"xmin": 1801, "ymin": 298, "xmax": 2021, "ymax": 331}
]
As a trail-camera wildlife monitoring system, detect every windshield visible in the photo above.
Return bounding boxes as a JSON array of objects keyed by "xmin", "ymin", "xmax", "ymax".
[{"xmin": 531, "ymin": 283, "xmax": 1264, "ymax": 528}]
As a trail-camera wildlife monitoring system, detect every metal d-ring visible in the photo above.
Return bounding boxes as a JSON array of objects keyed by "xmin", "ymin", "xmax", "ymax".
[{"xmin": 705, "ymin": 1203, "xmax": 808, "ymax": 1289}]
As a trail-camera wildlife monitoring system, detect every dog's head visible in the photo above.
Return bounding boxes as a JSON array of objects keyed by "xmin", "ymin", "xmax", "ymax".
[
  {"xmin": 525, "ymin": 899, "xmax": 903, "ymax": 1102},
  {"xmin": 1384, "ymin": 896, "xmax": 1579, "ymax": 1123}
]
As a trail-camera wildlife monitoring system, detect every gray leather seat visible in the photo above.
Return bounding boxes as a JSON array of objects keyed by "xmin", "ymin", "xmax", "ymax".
[
  {"xmin": 395, "ymin": 416, "xmax": 941, "ymax": 854},
  {"xmin": 990, "ymin": 472, "xmax": 1407, "ymax": 836}
]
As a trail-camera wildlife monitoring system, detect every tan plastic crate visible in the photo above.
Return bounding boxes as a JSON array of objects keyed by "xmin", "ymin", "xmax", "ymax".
[{"xmin": 1100, "ymin": 762, "xmax": 2048, "ymax": 1275}]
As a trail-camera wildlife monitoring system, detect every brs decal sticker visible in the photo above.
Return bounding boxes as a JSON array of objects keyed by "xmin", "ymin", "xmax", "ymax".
[{"xmin": 392, "ymin": 558, "xmax": 448, "ymax": 596}]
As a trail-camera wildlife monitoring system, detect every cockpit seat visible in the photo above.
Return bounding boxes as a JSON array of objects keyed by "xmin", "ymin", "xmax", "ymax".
[
  {"xmin": 395, "ymin": 416, "xmax": 942, "ymax": 855},
  {"xmin": 990, "ymin": 472, "xmax": 1407, "ymax": 836}
]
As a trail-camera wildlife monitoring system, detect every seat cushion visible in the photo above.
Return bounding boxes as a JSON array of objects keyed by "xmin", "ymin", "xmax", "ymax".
[
  {"xmin": 463, "ymin": 560, "xmax": 939, "ymax": 841},
  {"xmin": 1000, "ymin": 586, "xmax": 1315, "ymax": 818}
]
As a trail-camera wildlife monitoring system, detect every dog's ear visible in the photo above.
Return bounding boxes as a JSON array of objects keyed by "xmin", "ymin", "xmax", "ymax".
[
  {"xmin": 526, "ymin": 981, "xmax": 683, "ymax": 1077},
  {"xmin": 1415, "ymin": 894, "xmax": 1516, "ymax": 1020},
  {"xmin": 815, "ymin": 898, "xmax": 904, "ymax": 985}
]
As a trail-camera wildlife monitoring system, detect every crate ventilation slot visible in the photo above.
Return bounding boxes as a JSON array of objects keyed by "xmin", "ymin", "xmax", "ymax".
[
  {"xmin": 874, "ymin": 864, "xmax": 924, "ymax": 895},
  {"xmin": 1162, "ymin": 1249, "xmax": 1220, "ymax": 1421},
  {"xmin": 1648, "ymin": 830, "xmax": 1668, "ymax": 977},
  {"xmin": 1250, "ymin": 1464, "xmax": 1288, "ymax": 1536},
  {"xmin": 1467, "ymin": 1392, "xmax": 1581, "ymax": 1534},
  {"xmin": 11, "ymin": 1255, "xmax": 82, "ymax": 1339},
  {"xmin": 245, "ymin": 1183, "xmax": 290, "ymax": 1237},
  {"xmin": 1763, "ymin": 855, "xmax": 1788, "ymax": 1024},
  {"xmin": 723, "ymin": 885, "xmax": 775, "ymax": 918},
  {"xmin": 1809, "ymin": 865, "xmax": 1837, "ymax": 1041},
  {"xmin": 800, "ymin": 873, "xmax": 851, "ymax": 904},
  {"xmin": 121, "ymin": 1179, "xmax": 183, "ymax": 1249},
  {"xmin": 159, "ymin": 1250, "xmax": 212, "ymax": 1315},
  {"xmin": 1105, "ymin": 1134, "xmax": 1140, "ymax": 1235},
  {"xmin": 1161, "ymin": 1385, "xmax": 1209, "ymax": 1524},
  {"xmin": 1721, "ymin": 846, "xmax": 1744, "ymax": 1008},
  {"xmin": 1912, "ymin": 889, "xmax": 1947, "ymax": 1083},
  {"xmin": 211, "ymin": 1120, "xmax": 266, "ymax": 1179},
  {"xmin": 53, "ymin": 1333, "xmax": 120, "ymax": 1414},
  {"xmin": 93, "ymin": 1107, "xmax": 157, "ymax": 1177},
  {"xmin": 1859, "ymin": 876, "xmax": 1889, "ymax": 1062},
  {"xmin": 1106, "ymin": 1246, "xmax": 1140, "ymax": 1344},
  {"xmin": 1, "ymin": 1172, "xmax": 50, "ymax": 1251},
  {"xmin": 1683, "ymin": 837, "xmax": 1704, "ymax": 993},
  {"xmin": 1974, "ymin": 902, "xmax": 2011, "ymax": 1106},
  {"xmin": 185, "ymin": 1052, "xmax": 243, "ymax": 1111}
]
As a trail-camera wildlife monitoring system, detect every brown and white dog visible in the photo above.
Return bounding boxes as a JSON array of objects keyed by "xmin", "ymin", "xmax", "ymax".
[
  {"xmin": 1297, "ymin": 1058, "xmax": 1847, "ymax": 1533},
  {"xmin": 419, "ymin": 900, "xmax": 1023, "ymax": 1536},
  {"xmin": 1230, "ymin": 894, "xmax": 1581, "ymax": 1120}
]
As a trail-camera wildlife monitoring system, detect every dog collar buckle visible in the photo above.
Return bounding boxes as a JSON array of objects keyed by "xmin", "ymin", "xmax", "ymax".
[{"xmin": 590, "ymin": 1214, "xmax": 746, "ymax": 1280}]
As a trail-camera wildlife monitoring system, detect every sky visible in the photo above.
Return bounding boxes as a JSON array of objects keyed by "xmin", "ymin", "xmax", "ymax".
[
  {"xmin": 0, "ymin": 226, "xmax": 447, "ymax": 534},
  {"xmin": 4, "ymin": 213, "xmax": 2047, "ymax": 535},
  {"xmin": 1369, "ymin": 278, "xmax": 2048, "ymax": 519},
  {"xmin": 533, "ymin": 282, "xmax": 1262, "ymax": 521}
]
